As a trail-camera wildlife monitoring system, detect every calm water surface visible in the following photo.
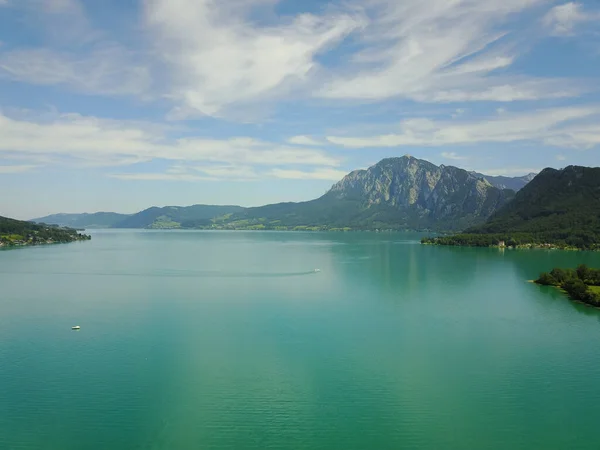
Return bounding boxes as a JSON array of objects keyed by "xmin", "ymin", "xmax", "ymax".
[{"xmin": 1, "ymin": 230, "xmax": 600, "ymax": 449}]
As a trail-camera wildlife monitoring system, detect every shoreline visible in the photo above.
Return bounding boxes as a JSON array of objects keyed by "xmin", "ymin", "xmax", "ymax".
[
  {"xmin": 530, "ymin": 280, "xmax": 600, "ymax": 310},
  {"xmin": 0, "ymin": 238, "xmax": 90, "ymax": 249},
  {"xmin": 423, "ymin": 242, "xmax": 594, "ymax": 252},
  {"xmin": 111, "ymin": 226, "xmax": 431, "ymax": 233}
]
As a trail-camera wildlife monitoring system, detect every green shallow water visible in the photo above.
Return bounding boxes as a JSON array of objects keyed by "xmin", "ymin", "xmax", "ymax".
[{"xmin": 1, "ymin": 230, "xmax": 600, "ymax": 450}]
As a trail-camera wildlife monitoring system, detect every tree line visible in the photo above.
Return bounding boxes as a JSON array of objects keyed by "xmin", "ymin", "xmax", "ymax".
[
  {"xmin": 421, "ymin": 232, "xmax": 600, "ymax": 250},
  {"xmin": 0, "ymin": 216, "xmax": 91, "ymax": 246},
  {"xmin": 535, "ymin": 265, "xmax": 600, "ymax": 307}
]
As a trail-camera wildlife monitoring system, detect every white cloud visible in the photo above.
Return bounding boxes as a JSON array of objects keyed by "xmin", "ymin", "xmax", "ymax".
[
  {"xmin": 269, "ymin": 168, "xmax": 348, "ymax": 180},
  {"xmin": 327, "ymin": 106, "xmax": 600, "ymax": 149},
  {"xmin": 441, "ymin": 152, "xmax": 467, "ymax": 161},
  {"xmin": 556, "ymin": 154, "xmax": 567, "ymax": 161},
  {"xmin": 0, "ymin": 111, "xmax": 341, "ymax": 171},
  {"xmin": 316, "ymin": 0, "xmax": 582, "ymax": 104},
  {"xmin": 287, "ymin": 136, "xmax": 323, "ymax": 146},
  {"xmin": 145, "ymin": 0, "xmax": 364, "ymax": 117},
  {"xmin": 542, "ymin": 2, "xmax": 598, "ymax": 36},
  {"xmin": 0, "ymin": 164, "xmax": 37, "ymax": 173},
  {"xmin": 542, "ymin": 122, "xmax": 600, "ymax": 148}
]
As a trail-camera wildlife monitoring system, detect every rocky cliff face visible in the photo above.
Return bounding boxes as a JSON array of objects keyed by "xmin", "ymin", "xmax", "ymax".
[
  {"xmin": 469, "ymin": 171, "xmax": 536, "ymax": 191},
  {"xmin": 325, "ymin": 156, "xmax": 514, "ymax": 230}
]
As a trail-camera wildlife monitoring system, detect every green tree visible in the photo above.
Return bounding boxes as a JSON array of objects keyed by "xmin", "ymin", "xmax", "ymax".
[
  {"xmin": 562, "ymin": 279, "xmax": 589, "ymax": 301},
  {"xmin": 576, "ymin": 264, "xmax": 591, "ymax": 282},
  {"xmin": 536, "ymin": 272, "xmax": 558, "ymax": 286},
  {"xmin": 550, "ymin": 268, "xmax": 572, "ymax": 284}
]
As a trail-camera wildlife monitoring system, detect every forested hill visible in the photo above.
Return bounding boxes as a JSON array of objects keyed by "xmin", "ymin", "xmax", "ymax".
[
  {"xmin": 32, "ymin": 212, "xmax": 130, "ymax": 229},
  {"xmin": 422, "ymin": 165, "xmax": 600, "ymax": 250},
  {"xmin": 0, "ymin": 216, "xmax": 91, "ymax": 247},
  {"xmin": 112, "ymin": 205, "xmax": 245, "ymax": 228},
  {"xmin": 33, "ymin": 205, "xmax": 245, "ymax": 229}
]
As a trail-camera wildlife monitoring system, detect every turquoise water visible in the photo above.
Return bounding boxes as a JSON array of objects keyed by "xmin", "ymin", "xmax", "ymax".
[{"xmin": 1, "ymin": 230, "xmax": 600, "ymax": 449}]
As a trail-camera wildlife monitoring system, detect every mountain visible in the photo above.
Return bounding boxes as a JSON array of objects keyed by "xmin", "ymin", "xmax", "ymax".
[
  {"xmin": 29, "ymin": 157, "xmax": 519, "ymax": 232},
  {"xmin": 470, "ymin": 172, "xmax": 536, "ymax": 191},
  {"xmin": 112, "ymin": 204, "xmax": 245, "ymax": 228},
  {"xmin": 219, "ymin": 156, "xmax": 515, "ymax": 231},
  {"xmin": 32, "ymin": 212, "xmax": 130, "ymax": 229},
  {"xmin": 1, "ymin": 215, "xmax": 90, "ymax": 247},
  {"xmin": 423, "ymin": 165, "xmax": 600, "ymax": 249}
]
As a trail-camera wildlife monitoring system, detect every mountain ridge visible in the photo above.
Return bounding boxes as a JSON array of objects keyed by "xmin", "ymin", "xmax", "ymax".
[
  {"xmin": 31, "ymin": 156, "xmax": 535, "ymax": 232},
  {"xmin": 423, "ymin": 165, "xmax": 600, "ymax": 249},
  {"xmin": 113, "ymin": 204, "xmax": 245, "ymax": 229},
  {"xmin": 469, "ymin": 171, "xmax": 536, "ymax": 191},
  {"xmin": 32, "ymin": 212, "xmax": 131, "ymax": 229}
]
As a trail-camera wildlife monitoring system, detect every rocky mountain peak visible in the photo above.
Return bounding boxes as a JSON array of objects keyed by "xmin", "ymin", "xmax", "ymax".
[{"xmin": 325, "ymin": 156, "xmax": 515, "ymax": 230}]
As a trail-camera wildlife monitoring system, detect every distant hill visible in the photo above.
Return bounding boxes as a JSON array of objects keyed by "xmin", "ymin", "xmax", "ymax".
[
  {"xmin": 423, "ymin": 165, "xmax": 600, "ymax": 249},
  {"xmin": 470, "ymin": 172, "xmax": 536, "ymax": 191},
  {"xmin": 112, "ymin": 204, "xmax": 245, "ymax": 228},
  {"xmin": 1, "ymin": 215, "xmax": 90, "ymax": 247},
  {"xmin": 32, "ymin": 212, "xmax": 130, "ymax": 229},
  {"xmin": 218, "ymin": 156, "xmax": 515, "ymax": 231},
  {"xmin": 29, "ymin": 157, "xmax": 536, "ymax": 232}
]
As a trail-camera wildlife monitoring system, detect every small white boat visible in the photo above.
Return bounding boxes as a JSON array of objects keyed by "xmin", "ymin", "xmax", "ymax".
[
  {"xmin": 314, "ymin": 269, "xmax": 321, "ymax": 273},
  {"xmin": 72, "ymin": 325, "xmax": 81, "ymax": 330}
]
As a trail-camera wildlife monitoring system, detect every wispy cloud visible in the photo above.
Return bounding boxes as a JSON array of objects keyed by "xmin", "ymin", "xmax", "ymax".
[
  {"xmin": 441, "ymin": 151, "xmax": 467, "ymax": 161},
  {"xmin": 145, "ymin": 0, "xmax": 364, "ymax": 118},
  {"xmin": 0, "ymin": 164, "xmax": 37, "ymax": 173},
  {"xmin": 327, "ymin": 106, "xmax": 600, "ymax": 149},
  {"xmin": 315, "ymin": 0, "xmax": 582, "ymax": 104},
  {"xmin": 0, "ymin": 0, "xmax": 151, "ymax": 97},
  {"xmin": 0, "ymin": 0, "xmax": 100, "ymax": 50},
  {"xmin": 110, "ymin": 166, "xmax": 348, "ymax": 183},
  {"xmin": 26, "ymin": 0, "xmax": 95, "ymax": 43},
  {"xmin": 269, "ymin": 168, "xmax": 348, "ymax": 180},
  {"xmin": 0, "ymin": 111, "xmax": 341, "ymax": 175},
  {"xmin": 108, "ymin": 172, "xmax": 210, "ymax": 182},
  {"xmin": 192, "ymin": 165, "xmax": 259, "ymax": 180},
  {"xmin": 542, "ymin": 2, "xmax": 600, "ymax": 36},
  {"xmin": 0, "ymin": 46, "xmax": 151, "ymax": 96},
  {"xmin": 1, "ymin": 0, "xmax": 595, "ymax": 120}
]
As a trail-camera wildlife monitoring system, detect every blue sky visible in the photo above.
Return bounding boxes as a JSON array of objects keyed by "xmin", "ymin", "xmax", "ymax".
[{"xmin": 0, "ymin": 0, "xmax": 599, "ymax": 219}]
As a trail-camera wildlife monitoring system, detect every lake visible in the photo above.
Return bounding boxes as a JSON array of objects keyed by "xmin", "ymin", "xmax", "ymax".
[{"xmin": 1, "ymin": 230, "xmax": 600, "ymax": 449}]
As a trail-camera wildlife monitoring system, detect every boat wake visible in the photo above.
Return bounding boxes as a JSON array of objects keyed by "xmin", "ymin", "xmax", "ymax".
[{"xmin": 1, "ymin": 268, "xmax": 322, "ymax": 278}]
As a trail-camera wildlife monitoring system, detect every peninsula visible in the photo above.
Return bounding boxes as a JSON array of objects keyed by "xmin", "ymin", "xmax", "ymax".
[
  {"xmin": 535, "ymin": 265, "xmax": 600, "ymax": 308},
  {"xmin": 0, "ymin": 216, "xmax": 91, "ymax": 248}
]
